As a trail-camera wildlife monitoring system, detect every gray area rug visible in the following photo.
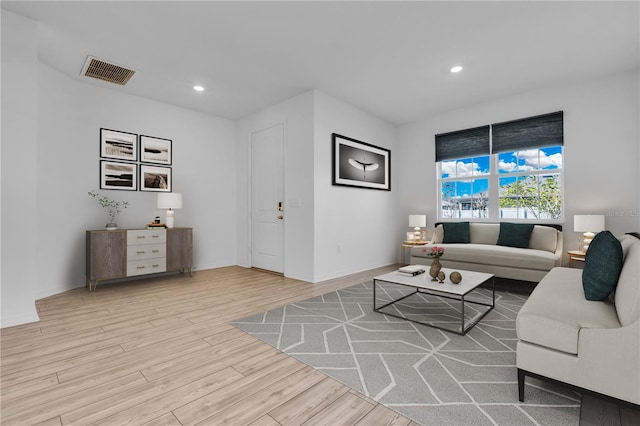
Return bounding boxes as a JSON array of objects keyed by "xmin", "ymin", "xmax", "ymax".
[{"xmin": 232, "ymin": 281, "xmax": 580, "ymax": 425}]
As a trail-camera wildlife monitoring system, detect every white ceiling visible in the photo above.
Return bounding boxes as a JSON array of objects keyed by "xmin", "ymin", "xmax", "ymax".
[{"xmin": 3, "ymin": 1, "xmax": 639, "ymax": 124}]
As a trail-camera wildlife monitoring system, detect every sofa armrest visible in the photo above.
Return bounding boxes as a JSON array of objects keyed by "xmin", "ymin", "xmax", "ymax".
[
  {"xmin": 578, "ymin": 321, "xmax": 640, "ymax": 404},
  {"xmin": 553, "ymin": 231, "xmax": 563, "ymax": 266}
]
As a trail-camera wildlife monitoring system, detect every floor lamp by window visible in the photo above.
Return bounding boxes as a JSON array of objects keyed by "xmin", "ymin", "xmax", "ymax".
[
  {"xmin": 157, "ymin": 193, "xmax": 182, "ymax": 229},
  {"xmin": 574, "ymin": 214, "xmax": 605, "ymax": 253}
]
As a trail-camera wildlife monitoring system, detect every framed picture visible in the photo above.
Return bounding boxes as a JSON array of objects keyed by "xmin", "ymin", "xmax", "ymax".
[
  {"xmin": 100, "ymin": 128, "xmax": 137, "ymax": 161},
  {"xmin": 332, "ymin": 133, "xmax": 390, "ymax": 191},
  {"xmin": 140, "ymin": 135, "xmax": 172, "ymax": 165},
  {"xmin": 100, "ymin": 160, "xmax": 137, "ymax": 191},
  {"xmin": 140, "ymin": 165, "xmax": 171, "ymax": 192}
]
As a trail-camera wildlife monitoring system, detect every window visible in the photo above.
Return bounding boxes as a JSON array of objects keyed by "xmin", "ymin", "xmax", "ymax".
[{"xmin": 436, "ymin": 112, "xmax": 564, "ymax": 221}]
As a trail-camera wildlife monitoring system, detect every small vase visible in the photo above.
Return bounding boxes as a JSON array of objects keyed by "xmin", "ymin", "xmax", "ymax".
[
  {"xmin": 105, "ymin": 223, "xmax": 118, "ymax": 231},
  {"xmin": 429, "ymin": 258, "xmax": 442, "ymax": 281}
]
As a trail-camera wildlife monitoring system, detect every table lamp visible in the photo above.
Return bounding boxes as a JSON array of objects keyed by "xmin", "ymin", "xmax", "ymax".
[
  {"xmin": 573, "ymin": 214, "xmax": 605, "ymax": 253},
  {"xmin": 157, "ymin": 193, "xmax": 182, "ymax": 229},
  {"xmin": 409, "ymin": 214, "xmax": 426, "ymax": 241}
]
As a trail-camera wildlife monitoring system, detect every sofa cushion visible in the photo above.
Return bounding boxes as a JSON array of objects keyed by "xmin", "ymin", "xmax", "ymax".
[
  {"xmin": 469, "ymin": 223, "xmax": 499, "ymax": 245},
  {"xmin": 443, "ymin": 222, "xmax": 470, "ymax": 243},
  {"xmin": 582, "ymin": 231, "xmax": 623, "ymax": 301},
  {"xmin": 427, "ymin": 243, "xmax": 558, "ymax": 271},
  {"xmin": 615, "ymin": 234, "xmax": 640, "ymax": 326},
  {"xmin": 529, "ymin": 225, "xmax": 559, "ymax": 253},
  {"xmin": 497, "ymin": 222, "xmax": 534, "ymax": 248},
  {"xmin": 431, "ymin": 225, "xmax": 444, "ymax": 243},
  {"xmin": 517, "ymin": 267, "xmax": 621, "ymax": 355}
]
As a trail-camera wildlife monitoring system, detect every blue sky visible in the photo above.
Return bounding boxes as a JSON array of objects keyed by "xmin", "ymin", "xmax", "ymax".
[{"xmin": 441, "ymin": 146, "xmax": 562, "ymax": 198}]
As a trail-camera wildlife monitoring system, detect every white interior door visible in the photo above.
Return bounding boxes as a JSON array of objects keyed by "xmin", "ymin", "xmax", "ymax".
[{"xmin": 251, "ymin": 124, "xmax": 284, "ymax": 273}]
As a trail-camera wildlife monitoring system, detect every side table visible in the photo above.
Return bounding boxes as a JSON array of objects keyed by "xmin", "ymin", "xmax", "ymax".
[
  {"xmin": 401, "ymin": 240, "xmax": 429, "ymax": 264},
  {"xmin": 567, "ymin": 250, "xmax": 586, "ymax": 268}
]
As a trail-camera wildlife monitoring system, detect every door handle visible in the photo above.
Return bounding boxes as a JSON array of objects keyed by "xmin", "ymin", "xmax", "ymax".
[
  {"xmin": 277, "ymin": 215, "xmax": 284, "ymax": 220},
  {"xmin": 278, "ymin": 202, "xmax": 284, "ymax": 211}
]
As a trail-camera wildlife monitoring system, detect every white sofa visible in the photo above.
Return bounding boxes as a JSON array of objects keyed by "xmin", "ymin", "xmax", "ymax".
[
  {"xmin": 516, "ymin": 233, "xmax": 640, "ymax": 406},
  {"xmin": 410, "ymin": 223, "xmax": 563, "ymax": 282}
]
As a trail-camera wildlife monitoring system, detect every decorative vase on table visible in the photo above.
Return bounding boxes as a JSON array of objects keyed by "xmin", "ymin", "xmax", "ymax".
[
  {"xmin": 423, "ymin": 246, "xmax": 445, "ymax": 282},
  {"xmin": 429, "ymin": 258, "xmax": 442, "ymax": 281},
  {"xmin": 88, "ymin": 190, "xmax": 129, "ymax": 232}
]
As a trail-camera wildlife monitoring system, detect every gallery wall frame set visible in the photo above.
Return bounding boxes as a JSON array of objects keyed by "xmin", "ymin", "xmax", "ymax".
[
  {"xmin": 99, "ymin": 128, "xmax": 172, "ymax": 192},
  {"xmin": 332, "ymin": 133, "xmax": 391, "ymax": 191}
]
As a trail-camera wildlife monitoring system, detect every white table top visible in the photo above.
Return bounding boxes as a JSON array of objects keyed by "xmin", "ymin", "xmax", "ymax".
[{"xmin": 374, "ymin": 267, "xmax": 494, "ymax": 296}]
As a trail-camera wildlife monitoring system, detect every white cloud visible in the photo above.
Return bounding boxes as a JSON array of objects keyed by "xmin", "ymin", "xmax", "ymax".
[
  {"xmin": 539, "ymin": 152, "xmax": 562, "ymax": 168},
  {"xmin": 442, "ymin": 160, "xmax": 482, "ymax": 178},
  {"xmin": 498, "ymin": 160, "xmax": 517, "ymax": 172},
  {"xmin": 518, "ymin": 149, "xmax": 562, "ymax": 169}
]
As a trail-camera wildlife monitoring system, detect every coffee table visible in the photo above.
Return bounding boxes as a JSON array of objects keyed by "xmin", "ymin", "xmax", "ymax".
[{"xmin": 373, "ymin": 268, "xmax": 495, "ymax": 335}]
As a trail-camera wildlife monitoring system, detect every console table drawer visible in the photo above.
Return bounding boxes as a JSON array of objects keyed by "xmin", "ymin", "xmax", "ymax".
[
  {"xmin": 127, "ymin": 229, "xmax": 166, "ymax": 245},
  {"xmin": 127, "ymin": 243, "xmax": 166, "ymax": 261},
  {"xmin": 127, "ymin": 258, "xmax": 166, "ymax": 276}
]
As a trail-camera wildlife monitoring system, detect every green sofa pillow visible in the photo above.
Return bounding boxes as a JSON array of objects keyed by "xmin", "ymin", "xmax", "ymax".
[
  {"xmin": 582, "ymin": 231, "xmax": 623, "ymax": 301},
  {"xmin": 443, "ymin": 222, "xmax": 470, "ymax": 243},
  {"xmin": 496, "ymin": 222, "xmax": 535, "ymax": 248}
]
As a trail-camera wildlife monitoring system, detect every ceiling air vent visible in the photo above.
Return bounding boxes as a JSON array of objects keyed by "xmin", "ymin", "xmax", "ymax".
[{"xmin": 81, "ymin": 56, "xmax": 135, "ymax": 86}]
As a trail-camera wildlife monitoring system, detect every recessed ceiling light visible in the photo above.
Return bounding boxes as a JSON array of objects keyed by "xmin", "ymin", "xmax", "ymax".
[
  {"xmin": 450, "ymin": 66, "xmax": 463, "ymax": 73},
  {"xmin": 193, "ymin": 85, "xmax": 204, "ymax": 92}
]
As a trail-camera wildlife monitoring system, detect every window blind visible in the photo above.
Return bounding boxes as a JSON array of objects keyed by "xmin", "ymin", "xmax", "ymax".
[
  {"xmin": 491, "ymin": 111, "xmax": 563, "ymax": 154},
  {"xmin": 435, "ymin": 125, "xmax": 490, "ymax": 162}
]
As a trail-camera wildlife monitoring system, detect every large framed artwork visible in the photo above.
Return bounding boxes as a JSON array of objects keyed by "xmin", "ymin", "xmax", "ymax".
[
  {"xmin": 140, "ymin": 135, "xmax": 172, "ymax": 165},
  {"xmin": 332, "ymin": 133, "xmax": 391, "ymax": 191},
  {"xmin": 100, "ymin": 128, "xmax": 138, "ymax": 161},
  {"xmin": 140, "ymin": 165, "xmax": 172, "ymax": 192},
  {"xmin": 100, "ymin": 160, "xmax": 137, "ymax": 191}
]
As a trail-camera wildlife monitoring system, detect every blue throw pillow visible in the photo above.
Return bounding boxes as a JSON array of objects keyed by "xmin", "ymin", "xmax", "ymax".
[
  {"xmin": 496, "ymin": 222, "xmax": 535, "ymax": 248},
  {"xmin": 582, "ymin": 231, "xmax": 623, "ymax": 301},
  {"xmin": 443, "ymin": 222, "xmax": 470, "ymax": 243}
]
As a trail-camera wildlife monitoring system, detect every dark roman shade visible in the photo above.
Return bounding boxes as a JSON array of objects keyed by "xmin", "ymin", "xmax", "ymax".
[
  {"xmin": 492, "ymin": 111, "xmax": 563, "ymax": 153},
  {"xmin": 435, "ymin": 125, "xmax": 490, "ymax": 162}
]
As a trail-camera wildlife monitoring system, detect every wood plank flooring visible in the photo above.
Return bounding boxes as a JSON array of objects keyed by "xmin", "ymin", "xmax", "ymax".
[{"xmin": 1, "ymin": 265, "xmax": 417, "ymax": 426}]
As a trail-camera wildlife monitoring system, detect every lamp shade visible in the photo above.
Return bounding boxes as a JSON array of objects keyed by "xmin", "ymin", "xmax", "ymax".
[
  {"xmin": 409, "ymin": 214, "xmax": 426, "ymax": 228},
  {"xmin": 574, "ymin": 214, "xmax": 605, "ymax": 233},
  {"xmin": 157, "ymin": 193, "xmax": 183, "ymax": 210}
]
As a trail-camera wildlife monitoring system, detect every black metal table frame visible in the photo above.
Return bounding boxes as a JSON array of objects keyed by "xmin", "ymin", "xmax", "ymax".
[{"xmin": 373, "ymin": 276, "xmax": 495, "ymax": 336}]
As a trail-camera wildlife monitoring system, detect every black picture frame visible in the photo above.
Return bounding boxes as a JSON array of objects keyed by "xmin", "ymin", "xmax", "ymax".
[
  {"xmin": 100, "ymin": 128, "xmax": 138, "ymax": 161},
  {"xmin": 332, "ymin": 133, "xmax": 391, "ymax": 191},
  {"xmin": 140, "ymin": 135, "xmax": 172, "ymax": 165},
  {"xmin": 140, "ymin": 165, "xmax": 172, "ymax": 192},
  {"xmin": 100, "ymin": 160, "xmax": 137, "ymax": 191}
]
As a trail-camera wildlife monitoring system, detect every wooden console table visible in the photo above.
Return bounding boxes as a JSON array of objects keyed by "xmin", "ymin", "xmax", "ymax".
[{"xmin": 86, "ymin": 227, "xmax": 192, "ymax": 291}]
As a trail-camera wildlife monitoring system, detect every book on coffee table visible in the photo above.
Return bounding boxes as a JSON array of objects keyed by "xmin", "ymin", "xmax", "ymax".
[{"xmin": 398, "ymin": 265, "xmax": 425, "ymax": 276}]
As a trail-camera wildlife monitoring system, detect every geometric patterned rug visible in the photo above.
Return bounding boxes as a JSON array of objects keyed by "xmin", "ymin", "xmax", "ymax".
[{"xmin": 232, "ymin": 281, "xmax": 581, "ymax": 425}]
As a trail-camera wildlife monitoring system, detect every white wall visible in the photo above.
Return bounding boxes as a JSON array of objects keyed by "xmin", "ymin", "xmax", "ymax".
[
  {"xmin": 237, "ymin": 90, "xmax": 398, "ymax": 283},
  {"xmin": 1, "ymin": 11, "xmax": 238, "ymax": 328},
  {"xmin": 35, "ymin": 64, "xmax": 238, "ymax": 299},
  {"xmin": 1, "ymin": 11, "xmax": 40, "ymax": 327},
  {"xmin": 236, "ymin": 91, "xmax": 316, "ymax": 281},
  {"xmin": 397, "ymin": 69, "xmax": 640, "ymax": 259},
  {"xmin": 313, "ymin": 91, "xmax": 398, "ymax": 281}
]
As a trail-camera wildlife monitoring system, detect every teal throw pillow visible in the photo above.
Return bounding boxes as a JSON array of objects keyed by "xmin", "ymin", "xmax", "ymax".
[
  {"xmin": 496, "ymin": 222, "xmax": 535, "ymax": 248},
  {"xmin": 443, "ymin": 222, "xmax": 470, "ymax": 243},
  {"xmin": 582, "ymin": 231, "xmax": 623, "ymax": 301}
]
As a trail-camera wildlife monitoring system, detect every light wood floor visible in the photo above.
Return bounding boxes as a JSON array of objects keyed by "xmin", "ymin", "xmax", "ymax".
[{"xmin": 1, "ymin": 265, "xmax": 418, "ymax": 426}]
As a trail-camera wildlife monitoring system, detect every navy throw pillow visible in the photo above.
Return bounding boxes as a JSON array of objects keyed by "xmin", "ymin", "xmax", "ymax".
[
  {"xmin": 496, "ymin": 222, "xmax": 535, "ymax": 248},
  {"xmin": 582, "ymin": 231, "xmax": 623, "ymax": 301},
  {"xmin": 443, "ymin": 222, "xmax": 470, "ymax": 243}
]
